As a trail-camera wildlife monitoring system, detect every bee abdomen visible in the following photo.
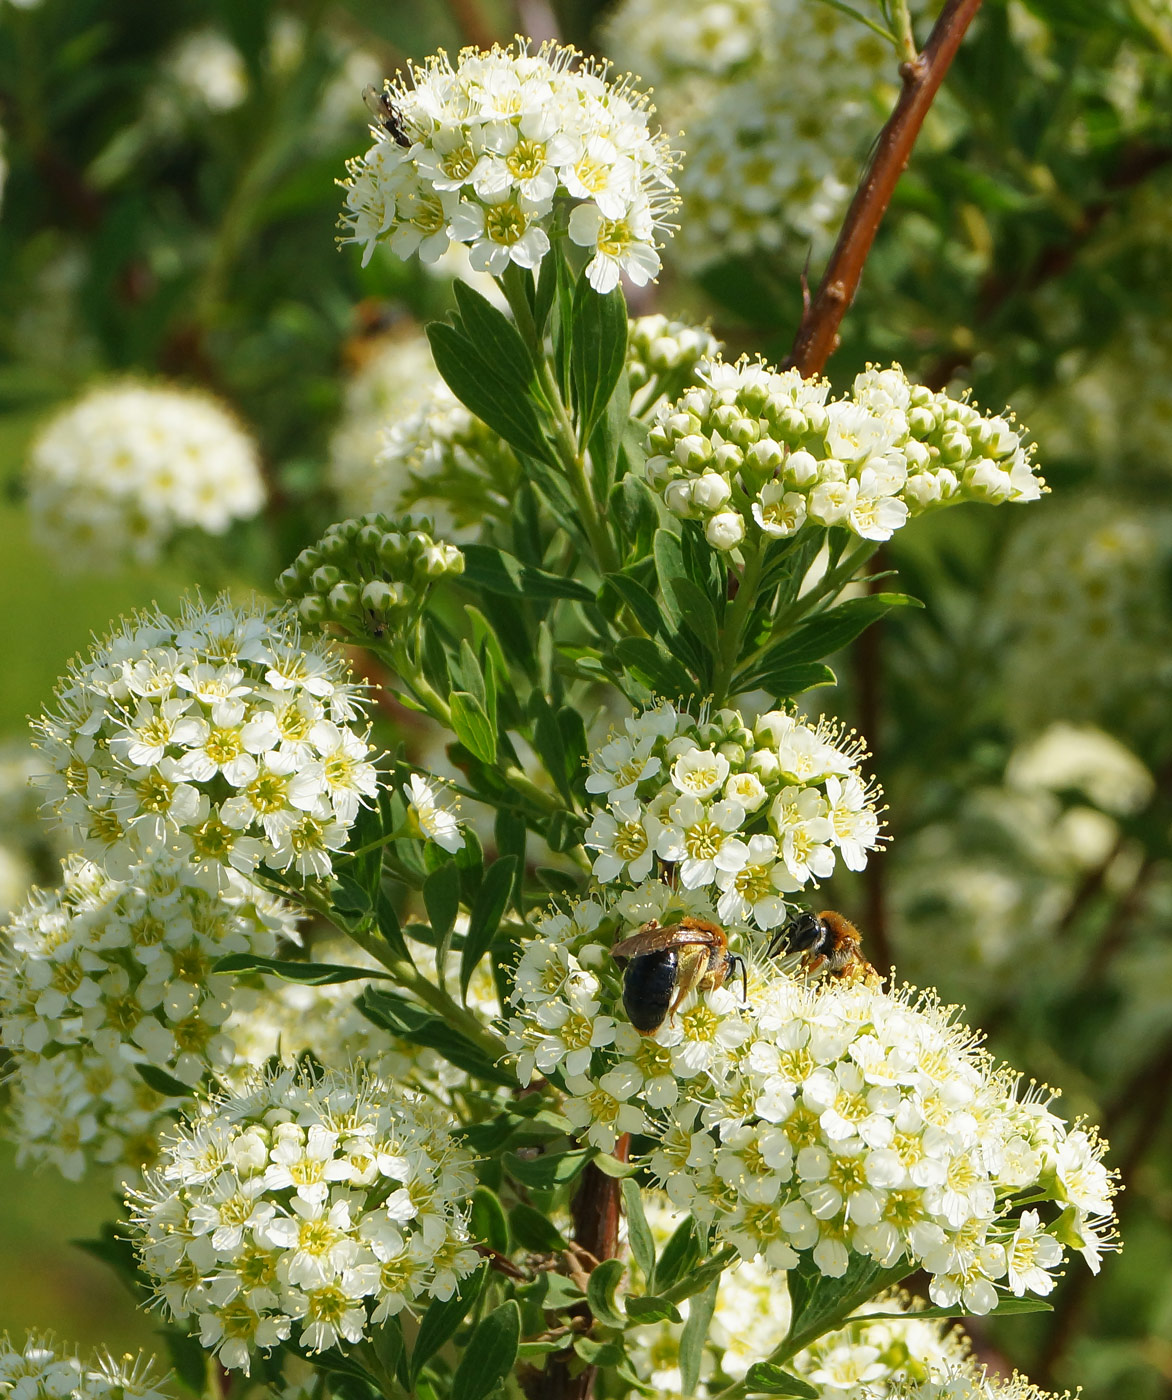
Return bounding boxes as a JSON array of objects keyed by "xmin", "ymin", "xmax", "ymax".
[{"xmin": 622, "ymin": 950, "xmax": 678, "ymax": 1034}]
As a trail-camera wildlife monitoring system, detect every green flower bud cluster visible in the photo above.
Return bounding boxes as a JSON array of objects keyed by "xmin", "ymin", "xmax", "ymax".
[
  {"xmin": 646, "ymin": 358, "xmax": 1043, "ymax": 551},
  {"xmin": 278, "ymin": 515, "xmax": 464, "ymax": 633}
]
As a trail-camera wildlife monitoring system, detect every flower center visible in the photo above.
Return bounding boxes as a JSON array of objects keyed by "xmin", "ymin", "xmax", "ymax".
[
  {"xmin": 613, "ymin": 821, "xmax": 647, "ymax": 860},
  {"xmin": 484, "ymin": 199, "xmax": 529, "ymax": 246},
  {"xmin": 684, "ymin": 819, "xmax": 722, "ymax": 859}
]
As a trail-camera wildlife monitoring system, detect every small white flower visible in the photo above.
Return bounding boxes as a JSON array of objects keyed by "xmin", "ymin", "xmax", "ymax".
[{"xmin": 405, "ymin": 774, "xmax": 464, "ymax": 853}]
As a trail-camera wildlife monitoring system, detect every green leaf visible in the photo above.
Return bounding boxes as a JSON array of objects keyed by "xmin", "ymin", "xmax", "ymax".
[
  {"xmin": 612, "ymin": 637, "xmax": 696, "ymax": 699},
  {"xmin": 451, "ymin": 1301, "xmax": 521, "ymax": 1400},
  {"xmin": 509, "ymin": 1203, "xmax": 568, "ymax": 1251},
  {"xmin": 668, "ymin": 575, "xmax": 721, "ymax": 659},
  {"xmin": 461, "ymin": 855, "xmax": 519, "ymax": 1000},
  {"xmin": 601, "ymin": 572, "xmax": 666, "ymax": 637},
  {"xmin": 470, "ymin": 1187, "xmax": 509, "ymax": 1255},
  {"xmin": 423, "ymin": 861, "xmax": 461, "ymax": 961},
  {"xmin": 158, "ymin": 1327, "xmax": 210, "ymax": 1395},
  {"xmin": 733, "ymin": 661, "xmax": 837, "ymax": 698},
  {"xmin": 593, "ymin": 1151, "xmax": 639, "ymax": 1178},
  {"xmin": 784, "ymin": 1254, "xmax": 914, "ymax": 1360},
  {"xmin": 679, "ymin": 1275, "xmax": 718, "ymax": 1396},
  {"xmin": 625, "ymin": 1295, "xmax": 682, "ymax": 1325},
  {"xmin": 743, "ymin": 1363, "xmax": 819, "ymax": 1397},
  {"xmin": 571, "ymin": 268, "xmax": 628, "ymax": 446},
  {"xmin": 622, "ymin": 1178, "xmax": 656, "ymax": 1290},
  {"xmin": 376, "ymin": 891, "xmax": 413, "ymax": 964},
  {"xmin": 453, "ymin": 279, "xmax": 537, "ymax": 385},
  {"xmin": 655, "ymin": 1217, "xmax": 699, "ymax": 1291},
  {"xmin": 774, "ymin": 592, "xmax": 922, "ymax": 666},
  {"xmin": 587, "ymin": 1257, "xmax": 627, "ymax": 1329},
  {"xmin": 450, "ymin": 690, "xmax": 499, "ymax": 765},
  {"xmin": 212, "ymin": 953, "xmax": 391, "ymax": 986},
  {"xmin": 428, "ymin": 322, "xmax": 554, "ymax": 466},
  {"xmin": 71, "ymin": 1224, "xmax": 145, "ymax": 1299},
  {"xmin": 412, "ymin": 1264, "xmax": 489, "ymax": 1382},
  {"xmin": 574, "ymin": 1337, "xmax": 626, "ymax": 1368},
  {"xmin": 461, "ymin": 543, "xmax": 595, "ymax": 602},
  {"xmin": 611, "ymin": 474, "xmax": 661, "ymax": 560},
  {"xmin": 503, "ymin": 1148, "xmax": 592, "ymax": 1190},
  {"xmin": 134, "ymin": 1063, "xmax": 194, "ymax": 1099},
  {"xmin": 358, "ymin": 989, "xmax": 515, "ymax": 1087}
]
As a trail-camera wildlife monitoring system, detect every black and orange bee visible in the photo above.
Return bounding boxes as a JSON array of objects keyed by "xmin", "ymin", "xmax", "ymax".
[
  {"xmin": 611, "ymin": 917, "xmax": 747, "ymax": 1035},
  {"xmin": 766, "ymin": 908, "xmax": 875, "ymax": 983}
]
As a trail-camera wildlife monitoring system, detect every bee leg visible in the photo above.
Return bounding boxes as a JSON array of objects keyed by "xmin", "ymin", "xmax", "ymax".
[{"xmin": 667, "ymin": 947, "xmax": 707, "ymax": 1022}]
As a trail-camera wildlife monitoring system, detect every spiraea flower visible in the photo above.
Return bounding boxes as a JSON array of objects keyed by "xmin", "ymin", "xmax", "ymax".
[
  {"xmin": 628, "ymin": 314, "xmax": 723, "ymax": 417},
  {"xmin": 127, "ymin": 1063, "xmax": 480, "ymax": 1373},
  {"xmin": 584, "ymin": 702, "xmax": 882, "ymax": 927},
  {"xmin": 506, "ymin": 891, "xmax": 1119, "ymax": 1310},
  {"xmin": 278, "ymin": 515, "xmax": 464, "ymax": 636},
  {"xmin": 32, "ymin": 595, "xmax": 377, "ymax": 883},
  {"xmin": 339, "ymin": 39, "xmax": 680, "ymax": 292},
  {"xmin": 25, "ymin": 382, "xmax": 264, "ymax": 571},
  {"xmin": 0, "ymin": 1334, "xmax": 172, "ymax": 1400},
  {"xmin": 404, "ymin": 774, "xmax": 465, "ymax": 853},
  {"xmin": 0, "ymin": 851, "xmax": 298, "ymax": 1180},
  {"xmin": 646, "ymin": 359, "xmax": 1042, "ymax": 550}
]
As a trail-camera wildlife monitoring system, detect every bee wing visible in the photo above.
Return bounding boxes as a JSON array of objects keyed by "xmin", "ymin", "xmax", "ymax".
[{"xmin": 611, "ymin": 923, "xmax": 716, "ymax": 958}]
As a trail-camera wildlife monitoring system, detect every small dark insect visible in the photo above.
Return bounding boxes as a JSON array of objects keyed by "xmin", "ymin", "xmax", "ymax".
[
  {"xmin": 611, "ymin": 917, "xmax": 747, "ymax": 1035},
  {"xmin": 766, "ymin": 908, "xmax": 876, "ymax": 983},
  {"xmin": 363, "ymin": 84, "xmax": 412, "ymax": 148}
]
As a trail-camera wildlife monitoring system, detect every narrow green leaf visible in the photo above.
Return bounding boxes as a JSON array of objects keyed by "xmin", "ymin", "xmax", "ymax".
[
  {"xmin": 855, "ymin": 1294, "xmax": 1054, "ymax": 1321},
  {"xmin": 423, "ymin": 862, "xmax": 461, "ymax": 952},
  {"xmin": 655, "ymin": 1217, "xmax": 699, "ymax": 1292},
  {"xmin": 622, "ymin": 1178, "xmax": 657, "ymax": 1290},
  {"xmin": 412, "ymin": 1264, "xmax": 488, "ymax": 1382},
  {"xmin": 212, "ymin": 953, "xmax": 392, "ymax": 986},
  {"xmin": 601, "ymin": 572, "xmax": 666, "ymax": 637},
  {"xmin": 450, "ymin": 690, "xmax": 498, "ymax": 765},
  {"xmin": 733, "ymin": 661, "xmax": 837, "ymax": 698},
  {"xmin": 574, "ymin": 1337, "xmax": 625, "ymax": 1367},
  {"xmin": 612, "ymin": 637, "xmax": 695, "ymax": 699},
  {"xmin": 453, "ymin": 279, "xmax": 536, "ymax": 385},
  {"xmin": 376, "ymin": 892, "xmax": 412, "ymax": 964},
  {"xmin": 158, "ymin": 1327, "xmax": 210, "ymax": 1395},
  {"xmin": 461, "ymin": 543, "xmax": 595, "ymax": 602},
  {"xmin": 509, "ymin": 1203, "xmax": 568, "ymax": 1251},
  {"xmin": 625, "ymin": 1295, "xmax": 682, "ymax": 1324},
  {"xmin": 587, "ymin": 1258, "xmax": 627, "ymax": 1329},
  {"xmin": 593, "ymin": 1151, "xmax": 639, "ymax": 1179},
  {"xmin": 774, "ymin": 592, "xmax": 922, "ymax": 666},
  {"xmin": 503, "ymin": 1148, "xmax": 592, "ymax": 1189},
  {"xmin": 679, "ymin": 1275, "xmax": 718, "ymax": 1396},
  {"xmin": 358, "ymin": 989, "xmax": 515, "ymax": 1087},
  {"xmin": 134, "ymin": 1064, "xmax": 194, "ymax": 1099},
  {"xmin": 461, "ymin": 855, "xmax": 519, "ymax": 999},
  {"xmin": 743, "ymin": 1363, "xmax": 819, "ymax": 1397},
  {"xmin": 611, "ymin": 474, "xmax": 660, "ymax": 560},
  {"xmin": 451, "ymin": 1301, "xmax": 520, "ymax": 1400},
  {"xmin": 572, "ymin": 269, "xmax": 628, "ymax": 445},
  {"xmin": 428, "ymin": 322, "xmax": 554, "ymax": 466},
  {"xmin": 668, "ymin": 575, "xmax": 721, "ymax": 660},
  {"xmin": 470, "ymin": 1187, "xmax": 509, "ymax": 1254}
]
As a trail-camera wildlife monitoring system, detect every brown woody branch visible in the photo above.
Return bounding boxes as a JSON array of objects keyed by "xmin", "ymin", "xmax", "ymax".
[{"xmin": 786, "ymin": 0, "xmax": 985, "ymax": 377}]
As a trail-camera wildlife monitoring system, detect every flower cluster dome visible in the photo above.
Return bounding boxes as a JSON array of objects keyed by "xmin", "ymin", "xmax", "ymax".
[
  {"xmin": 0, "ymin": 851, "xmax": 298, "ymax": 1180},
  {"xmin": 0, "ymin": 1334, "xmax": 171, "ymax": 1400},
  {"xmin": 506, "ymin": 889, "xmax": 1118, "ymax": 1310},
  {"xmin": 340, "ymin": 39, "xmax": 680, "ymax": 291},
  {"xmin": 33, "ymin": 595, "xmax": 377, "ymax": 883},
  {"xmin": 26, "ymin": 381, "xmax": 265, "ymax": 571},
  {"xmin": 127, "ymin": 1064, "xmax": 480, "ymax": 1373},
  {"xmin": 584, "ymin": 702, "xmax": 881, "ymax": 927},
  {"xmin": 646, "ymin": 360, "xmax": 1041, "ymax": 551}
]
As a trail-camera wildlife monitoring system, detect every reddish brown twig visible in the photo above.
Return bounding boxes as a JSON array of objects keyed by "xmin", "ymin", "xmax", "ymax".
[
  {"xmin": 785, "ymin": 0, "xmax": 985, "ymax": 377},
  {"xmin": 446, "ymin": 0, "xmax": 499, "ymax": 48},
  {"xmin": 530, "ymin": 1135, "xmax": 631, "ymax": 1400}
]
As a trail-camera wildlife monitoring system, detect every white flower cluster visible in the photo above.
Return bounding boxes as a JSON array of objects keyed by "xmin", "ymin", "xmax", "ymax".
[
  {"xmin": 647, "ymin": 359, "xmax": 1042, "ymax": 551},
  {"xmin": 0, "ymin": 851, "xmax": 297, "ymax": 1180},
  {"xmin": 328, "ymin": 334, "xmax": 441, "ymax": 514},
  {"xmin": 603, "ymin": 0, "xmax": 931, "ymax": 270},
  {"xmin": 627, "ymin": 314, "xmax": 723, "ymax": 417},
  {"xmin": 340, "ymin": 39, "xmax": 679, "ymax": 292},
  {"xmin": 584, "ymin": 702, "xmax": 881, "ymax": 928},
  {"xmin": 127, "ymin": 1064, "xmax": 480, "ymax": 1373},
  {"xmin": 405, "ymin": 773, "xmax": 466, "ymax": 854},
  {"xmin": 33, "ymin": 596, "xmax": 377, "ymax": 884},
  {"xmin": 506, "ymin": 894, "xmax": 1119, "ymax": 1308},
  {"xmin": 0, "ymin": 1334, "xmax": 171, "ymax": 1400},
  {"xmin": 26, "ymin": 382, "xmax": 265, "ymax": 571},
  {"xmin": 993, "ymin": 495, "xmax": 1171, "ymax": 736},
  {"xmin": 162, "ymin": 30, "xmax": 248, "ymax": 112}
]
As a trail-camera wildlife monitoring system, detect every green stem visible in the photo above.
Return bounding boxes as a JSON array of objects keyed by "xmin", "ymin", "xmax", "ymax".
[
  {"xmin": 657, "ymin": 1247, "xmax": 738, "ymax": 1305},
  {"xmin": 711, "ymin": 537, "xmax": 764, "ymax": 704},
  {"xmin": 498, "ymin": 271, "xmax": 620, "ymax": 575},
  {"xmin": 890, "ymin": 0, "xmax": 919, "ymax": 61}
]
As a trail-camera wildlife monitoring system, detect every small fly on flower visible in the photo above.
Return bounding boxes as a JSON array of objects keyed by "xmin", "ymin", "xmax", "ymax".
[{"xmin": 363, "ymin": 84, "xmax": 412, "ymax": 148}]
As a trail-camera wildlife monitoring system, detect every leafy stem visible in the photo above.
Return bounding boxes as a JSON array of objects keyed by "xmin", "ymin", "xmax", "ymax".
[
  {"xmin": 712, "ymin": 537, "xmax": 764, "ymax": 704},
  {"xmin": 498, "ymin": 269, "xmax": 620, "ymax": 576}
]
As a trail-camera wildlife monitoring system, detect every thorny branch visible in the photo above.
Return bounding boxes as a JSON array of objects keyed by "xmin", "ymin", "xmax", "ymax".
[{"xmin": 786, "ymin": 0, "xmax": 985, "ymax": 377}]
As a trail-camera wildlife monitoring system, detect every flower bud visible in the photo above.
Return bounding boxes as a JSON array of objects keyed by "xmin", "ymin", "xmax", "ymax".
[{"xmin": 706, "ymin": 510, "xmax": 745, "ymax": 550}]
